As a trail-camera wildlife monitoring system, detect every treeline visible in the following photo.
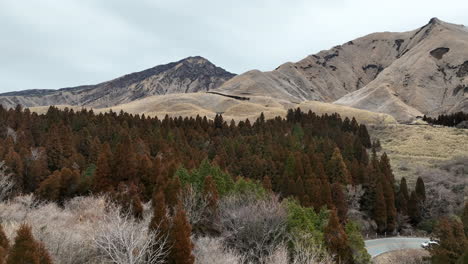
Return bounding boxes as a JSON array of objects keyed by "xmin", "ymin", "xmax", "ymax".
[
  {"xmin": 0, "ymin": 106, "xmax": 421, "ymax": 230},
  {"xmin": 423, "ymin": 111, "xmax": 468, "ymax": 127}
]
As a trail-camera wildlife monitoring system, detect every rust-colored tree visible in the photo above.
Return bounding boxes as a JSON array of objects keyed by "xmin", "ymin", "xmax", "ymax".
[
  {"xmin": 374, "ymin": 182, "xmax": 387, "ymax": 233},
  {"xmin": 92, "ymin": 143, "xmax": 113, "ymax": 193},
  {"xmin": 168, "ymin": 202, "xmax": 194, "ymax": 264},
  {"xmin": 324, "ymin": 209, "xmax": 352, "ymax": 263},
  {"xmin": 331, "ymin": 183, "xmax": 348, "ymax": 223},
  {"xmin": 429, "ymin": 217, "xmax": 467, "ymax": 264},
  {"xmin": 6, "ymin": 224, "xmax": 53, "ymax": 264},
  {"xmin": 0, "ymin": 223, "xmax": 9, "ymax": 264},
  {"xmin": 326, "ymin": 148, "xmax": 351, "ymax": 185}
]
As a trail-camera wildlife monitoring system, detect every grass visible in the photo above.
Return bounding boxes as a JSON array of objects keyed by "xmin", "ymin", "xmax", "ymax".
[{"xmin": 369, "ymin": 124, "xmax": 468, "ymax": 186}]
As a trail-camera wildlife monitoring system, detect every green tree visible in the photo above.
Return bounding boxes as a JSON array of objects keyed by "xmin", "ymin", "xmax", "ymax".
[
  {"xmin": 415, "ymin": 177, "xmax": 426, "ymax": 202},
  {"xmin": 345, "ymin": 221, "xmax": 371, "ymax": 264}
]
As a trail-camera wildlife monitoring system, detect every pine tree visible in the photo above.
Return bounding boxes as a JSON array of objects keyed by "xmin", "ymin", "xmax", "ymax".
[
  {"xmin": 168, "ymin": 202, "xmax": 194, "ymax": 264},
  {"xmin": 262, "ymin": 175, "xmax": 272, "ymax": 192},
  {"xmin": 45, "ymin": 125, "xmax": 63, "ymax": 171},
  {"xmin": 463, "ymin": 203, "xmax": 468, "ymax": 237},
  {"xmin": 429, "ymin": 217, "xmax": 467, "ymax": 264},
  {"xmin": 203, "ymin": 175, "xmax": 219, "ymax": 217},
  {"xmin": 399, "ymin": 178, "xmax": 409, "ymax": 202},
  {"xmin": 6, "ymin": 224, "xmax": 52, "ymax": 264},
  {"xmin": 36, "ymin": 171, "xmax": 61, "ymax": 202},
  {"xmin": 374, "ymin": 182, "xmax": 387, "ymax": 233},
  {"xmin": 408, "ymin": 191, "xmax": 421, "ymax": 225},
  {"xmin": 331, "ymin": 183, "xmax": 348, "ymax": 223},
  {"xmin": 36, "ymin": 242, "xmax": 53, "ymax": 264},
  {"xmin": 0, "ymin": 223, "xmax": 9, "ymax": 263},
  {"xmin": 415, "ymin": 177, "xmax": 426, "ymax": 202},
  {"xmin": 358, "ymin": 124, "xmax": 371, "ymax": 148},
  {"xmin": 93, "ymin": 143, "xmax": 113, "ymax": 193},
  {"xmin": 382, "ymin": 180, "xmax": 396, "ymax": 232},
  {"xmin": 324, "ymin": 209, "xmax": 352, "ymax": 263},
  {"xmin": 165, "ymin": 176, "xmax": 181, "ymax": 212},
  {"xmin": 326, "ymin": 148, "xmax": 351, "ymax": 185},
  {"xmin": 149, "ymin": 190, "xmax": 170, "ymax": 257}
]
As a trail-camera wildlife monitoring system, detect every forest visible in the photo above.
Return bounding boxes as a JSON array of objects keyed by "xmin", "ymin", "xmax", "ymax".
[
  {"xmin": 0, "ymin": 105, "xmax": 465, "ymax": 264},
  {"xmin": 422, "ymin": 112, "xmax": 468, "ymax": 127}
]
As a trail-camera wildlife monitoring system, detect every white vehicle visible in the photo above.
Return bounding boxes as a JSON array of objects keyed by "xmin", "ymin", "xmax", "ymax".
[{"xmin": 421, "ymin": 240, "xmax": 438, "ymax": 248}]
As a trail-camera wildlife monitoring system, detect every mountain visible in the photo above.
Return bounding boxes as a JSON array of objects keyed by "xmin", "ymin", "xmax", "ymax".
[
  {"xmin": 2, "ymin": 18, "xmax": 467, "ymax": 122},
  {"xmin": 213, "ymin": 18, "xmax": 468, "ymax": 121},
  {"xmin": 0, "ymin": 56, "xmax": 235, "ymax": 109},
  {"xmin": 335, "ymin": 18, "xmax": 468, "ymax": 121}
]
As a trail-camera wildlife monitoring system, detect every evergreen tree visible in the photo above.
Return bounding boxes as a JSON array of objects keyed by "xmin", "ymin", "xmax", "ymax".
[
  {"xmin": 6, "ymin": 224, "xmax": 52, "ymax": 264},
  {"xmin": 149, "ymin": 190, "xmax": 170, "ymax": 257},
  {"xmin": 45, "ymin": 125, "xmax": 63, "ymax": 172},
  {"xmin": 383, "ymin": 180, "xmax": 396, "ymax": 232},
  {"xmin": 0, "ymin": 223, "xmax": 9, "ymax": 263},
  {"xmin": 408, "ymin": 191, "xmax": 422, "ymax": 225},
  {"xmin": 331, "ymin": 183, "xmax": 348, "ymax": 223},
  {"xmin": 399, "ymin": 177, "xmax": 409, "ymax": 206},
  {"xmin": 429, "ymin": 217, "xmax": 467, "ymax": 264},
  {"xmin": 358, "ymin": 124, "xmax": 371, "ymax": 148},
  {"xmin": 463, "ymin": 203, "xmax": 468, "ymax": 237},
  {"xmin": 36, "ymin": 171, "xmax": 61, "ymax": 202},
  {"xmin": 203, "ymin": 175, "xmax": 219, "ymax": 217},
  {"xmin": 324, "ymin": 209, "xmax": 352, "ymax": 263},
  {"xmin": 92, "ymin": 143, "xmax": 113, "ymax": 193},
  {"xmin": 415, "ymin": 177, "xmax": 426, "ymax": 202},
  {"xmin": 374, "ymin": 182, "xmax": 387, "ymax": 233},
  {"xmin": 168, "ymin": 202, "xmax": 194, "ymax": 264},
  {"xmin": 326, "ymin": 148, "xmax": 351, "ymax": 185}
]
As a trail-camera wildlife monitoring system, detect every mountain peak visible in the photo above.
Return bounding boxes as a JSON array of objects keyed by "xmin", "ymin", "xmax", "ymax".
[{"xmin": 428, "ymin": 17, "xmax": 442, "ymax": 25}]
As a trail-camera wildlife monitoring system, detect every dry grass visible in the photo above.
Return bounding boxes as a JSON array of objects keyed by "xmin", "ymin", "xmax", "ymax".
[
  {"xmin": 28, "ymin": 93, "xmax": 396, "ymax": 125},
  {"xmin": 369, "ymin": 124, "xmax": 468, "ymax": 186},
  {"xmin": 372, "ymin": 248, "xmax": 429, "ymax": 264}
]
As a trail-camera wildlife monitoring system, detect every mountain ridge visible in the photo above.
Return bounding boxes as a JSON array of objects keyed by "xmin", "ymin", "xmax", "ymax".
[{"xmin": 0, "ymin": 56, "xmax": 235, "ymax": 108}]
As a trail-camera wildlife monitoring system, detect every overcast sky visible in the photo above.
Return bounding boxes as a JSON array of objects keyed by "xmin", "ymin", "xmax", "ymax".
[{"xmin": 1, "ymin": 0, "xmax": 467, "ymax": 93}]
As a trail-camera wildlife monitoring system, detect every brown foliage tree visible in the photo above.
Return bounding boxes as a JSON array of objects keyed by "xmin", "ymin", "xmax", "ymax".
[
  {"xmin": 331, "ymin": 183, "xmax": 348, "ymax": 223},
  {"xmin": 0, "ymin": 223, "xmax": 9, "ymax": 264},
  {"xmin": 168, "ymin": 203, "xmax": 195, "ymax": 264},
  {"xmin": 374, "ymin": 182, "xmax": 387, "ymax": 233},
  {"xmin": 429, "ymin": 217, "xmax": 467, "ymax": 264},
  {"xmin": 324, "ymin": 209, "xmax": 351, "ymax": 263},
  {"xmin": 326, "ymin": 148, "xmax": 351, "ymax": 185},
  {"xmin": 92, "ymin": 143, "xmax": 113, "ymax": 193},
  {"xmin": 463, "ymin": 203, "xmax": 468, "ymax": 237},
  {"xmin": 6, "ymin": 224, "xmax": 53, "ymax": 264}
]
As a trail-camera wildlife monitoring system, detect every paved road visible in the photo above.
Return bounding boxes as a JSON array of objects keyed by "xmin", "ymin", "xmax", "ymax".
[{"xmin": 365, "ymin": 237, "xmax": 430, "ymax": 258}]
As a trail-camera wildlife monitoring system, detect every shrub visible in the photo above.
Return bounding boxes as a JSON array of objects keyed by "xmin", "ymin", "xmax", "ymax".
[{"xmin": 219, "ymin": 192, "xmax": 287, "ymax": 262}]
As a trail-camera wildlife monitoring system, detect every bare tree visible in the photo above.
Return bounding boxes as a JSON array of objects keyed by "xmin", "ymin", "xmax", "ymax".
[
  {"xmin": 92, "ymin": 205, "xmax": 168, "ymax": 264},
  {"xmin": 193, "ymin": 236, "xmax": 245, "ymax": 264},
  {"xmin": 0, "ymin": 161, "xmax": 14, "ymax": 201},
  {"xmin": 180, "ymin": 185, "xmax": 210, "ymax": 227},
  {"xmin": 219, "ymin": 193, "xmax": 287, "ymax": 263},
  {"xmin": 345, "ymin": 184, "xmax": 364, "ymax": 212}
]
